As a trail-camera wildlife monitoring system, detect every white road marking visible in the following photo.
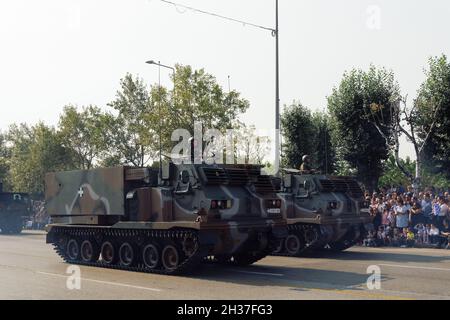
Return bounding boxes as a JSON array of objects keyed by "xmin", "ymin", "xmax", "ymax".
[
  {"xmin": 231, "ymin": 270, "xmax": 284, "ymax": 277},
  {"xmin": 37, "ymin": 271, "xmax": 162, "ymax": 292},
  {"xmin": 379, "ymin": 263, "xmax": 450, "ymax": 272}
]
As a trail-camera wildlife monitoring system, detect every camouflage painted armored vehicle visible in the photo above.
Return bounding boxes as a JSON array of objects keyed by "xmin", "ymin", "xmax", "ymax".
[
  {"xmin": 272, "ymin": 169, "xmax": 373, "ymax": 256},
  {"xmin": 0, "ymin": 183, "xmax": 31, "ymax": 234},
  {"xmin": 45, "ymin": 163, "xmax": 287, "ymax": 275}
]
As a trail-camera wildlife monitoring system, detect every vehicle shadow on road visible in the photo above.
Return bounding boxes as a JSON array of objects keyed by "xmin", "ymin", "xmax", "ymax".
[
  {"xmin": 313, "ymin": 249, "xmax": 450, "ymax": 264},
  {"xmin": 190, "ymin": 262, "xmax": 389, "ymax": 292}
]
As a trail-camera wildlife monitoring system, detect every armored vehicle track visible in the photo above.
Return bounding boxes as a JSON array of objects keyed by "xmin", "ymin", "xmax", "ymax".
[
  {"xmin": 49, "ymin": 225, "xmax": 278, "ymax": 275},
  {"xmin": 272, "ymin": 224, "xmax": 325, "ymax": 257},
  {"xmin": 49, "ymin": 226, "xmax": 211, "ymax": 275}
]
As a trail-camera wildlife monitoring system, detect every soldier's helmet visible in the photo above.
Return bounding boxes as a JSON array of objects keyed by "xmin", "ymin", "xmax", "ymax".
[{"xmin": 302, "ymin": 155, "xmax": 310, "ymax": 162}]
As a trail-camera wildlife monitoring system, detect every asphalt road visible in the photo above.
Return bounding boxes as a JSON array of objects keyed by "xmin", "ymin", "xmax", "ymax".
[{"xmin": 1, "ymin": 230, "xmax": 450, "ymax": 300}]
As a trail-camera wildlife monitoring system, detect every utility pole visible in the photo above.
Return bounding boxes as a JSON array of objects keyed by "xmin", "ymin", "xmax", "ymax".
[
  {"xmin": 274, "ymin": 0, "xmax": 280, "ymax": 172},
  {"xmin": 159, "ymin": 0, "xmax": 281, "ymax": 170},
  {"xmin": 145, "ymin": 60, "xmax": 175, "ymax": 180}
]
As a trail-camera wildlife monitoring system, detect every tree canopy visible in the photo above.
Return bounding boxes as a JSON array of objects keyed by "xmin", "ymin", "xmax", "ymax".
[
  {"xmin": 281, "ymin": 102, "xmax": 316, "ymax": 169},
  {"xmin": 0, "ymin": 64, "xmax": 250, "ymax": 195},
  {"xmin": 107, "ymin": 73, "xmax": 156, "ymax": 167},
  {"xmin": 328, "ymin": 66, "xmax": 401, "ymax": 191},
  {"xmin": 7, "ymin": 123, "xmax": 74, "ymax": 196},
  {"xmin": 0, "ymin": 131, "xmax": 11, "ymax": 189},
  {"xmin": 281, "ymin": 102, "xmax": 335, "ymax": 173},
  {"xmin": 415, "ymin": 55, "xmax": 450, "ymax": 179},
  {"xmin": 58, "ymin": 105, "xmax": 113, "ymax": 170},
  {"xmin": 2, "ymin": 59, "xmax": 450, "ymax": 196}
]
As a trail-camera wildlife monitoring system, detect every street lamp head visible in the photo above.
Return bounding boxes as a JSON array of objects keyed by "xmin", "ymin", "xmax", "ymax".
[{"xmin": 145, "ymin": 60, "xmax": 156, "ymax": 65}]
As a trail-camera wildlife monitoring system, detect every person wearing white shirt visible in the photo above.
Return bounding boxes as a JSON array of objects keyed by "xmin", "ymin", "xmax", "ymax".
[
  {"xmin": 395, "ymin": 199, "xmax": 409, "ymax": 229},
  {"xmin": 440, "ymin": 200, "xmax": 449, "ymax": 217},
  {"xmin": 428, "ymin": 224, "xmax": 440, "ymax": 244},
  {"xmin": 438, "ymin": 196, "xmax": 449, "ymax": 229}
]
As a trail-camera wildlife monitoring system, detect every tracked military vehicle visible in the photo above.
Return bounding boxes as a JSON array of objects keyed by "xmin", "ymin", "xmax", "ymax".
[
  {"xmin": 0, "ymin": 182, "xmax": 31, "ymax": 234},
  {"xmin": 272, "ymin": 169, "xmax": 373, "ymax": 256},
  {"xmin": 45, "ymin": 163, "xmax": 287, "ymax": 275}
]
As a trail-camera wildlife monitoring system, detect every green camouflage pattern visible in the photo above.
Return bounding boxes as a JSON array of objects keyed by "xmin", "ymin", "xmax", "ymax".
[
  {"xmin": 273, "ymin": 169, "xmax": 373, "ymax": 255},
  {"xmin": 45, "ymin": 163, "xmax": 287, "ymax": 258}
]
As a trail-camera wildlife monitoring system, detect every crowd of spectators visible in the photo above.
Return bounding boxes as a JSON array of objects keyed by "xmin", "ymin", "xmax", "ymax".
[{"xmin": 363, "ymin": 186, "xmax": 450, "ymax": 249}]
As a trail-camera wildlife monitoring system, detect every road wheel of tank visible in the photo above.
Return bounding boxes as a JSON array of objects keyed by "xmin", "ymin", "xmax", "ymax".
[
  {"xmin": 272, "ymin": 238, "xmax": 285, "ymax": 254},
  {"xmin": 80, "ymin": 240, "xmax": 100, "ymax": 262},
  {"xmin": 303, "ymin": 227, "xmax": 319, "ymax": 247},
  {"xmin": 182, "ymin": 234, "xmax": 198, "ymax": 258},
  {"xmin": 142, "ymin": 243, "xmax": 161, "ymax": 270},
  {"xmin": 285, "ymin": 234, "xmax": 303, "ymax": 256},
  {"xmin": 161, "ymin": 243, "xmax": 180, "ymax": 272},
  {"xmin": 119, "ymin": 242, "xmax": 137, "ymax": 267},
  {"xmin": 326, "ymin": 227, "xmax": 357, "ymax": 252},
  {"xmin": 100, "ymin": 241, "xmax": 117, "ymax": 265},
  {"xmin": 66, "ymin": 239, "xmax": 80, "ymax": 261}
]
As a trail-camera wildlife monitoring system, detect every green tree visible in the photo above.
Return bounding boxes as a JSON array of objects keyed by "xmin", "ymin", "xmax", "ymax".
[
  {"xmin": 328, "ymin": 66, "xmax": 400, "ymax": 191},
  {"xmin": 379, "ymin": 154, "xmax": 450, "ymax": 190},
  {"xmin": 171, "ymin": 65, "xmax": 249, "ymax": 131},
  {"xmin": 0, "ymin": 131, "xmax": 11, "ymax": 190},
  {"xmin": 164, "ymin": 65, "xmax": 249, "ymax": 151},
  {"xmin": 148, "ymin": 84, "xmax": 171, "ymax": 156},
  {"xmin": 107, "ymin": 67, "xmax": 249, "ymax": 166},
  {"xmin": 107, "ymin": 73, "xmax": 157, "ymax": 167},
  {"xmin": 415, "ymin": 55, "xmax": 450, "ymax": 179},
  {"xmin": 379, "ymin": 155, "xmax": 415, "ymax": 189},
  {"xmin": 58, "ymin": 105, "xmax": 113, "ymax": 170},
  {"xmin": 281, "ymin": 103, "xmax": 336, "ymax": 172},
  {"xmin": 312, "ymin": 111, "xmax": 336, "ymax": 174},
  {"xmin": 232, "ymin": 121, "xmax": 271, "ymax": 165},
  {"xmin": 8, "ymin": 123, "xmax": 73, "ymax": 196},
  {"xmin": 281, "ymin": 102, "xmax": 316, "ymax": 169}
]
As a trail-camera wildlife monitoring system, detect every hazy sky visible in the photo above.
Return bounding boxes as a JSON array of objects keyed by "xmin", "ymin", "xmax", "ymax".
[{"xmin": 1, "ymin": 0, "xmax": 449, "ymax": 159}]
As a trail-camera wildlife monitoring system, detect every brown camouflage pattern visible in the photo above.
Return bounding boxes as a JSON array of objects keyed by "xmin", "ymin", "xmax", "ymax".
[
  {"xmin": 45, "ymin": 163, "xmax": 287, "ymax": 256},
  {"xmin": 275, "ymin": 169, "xmax": 373, "ymax": 253}
]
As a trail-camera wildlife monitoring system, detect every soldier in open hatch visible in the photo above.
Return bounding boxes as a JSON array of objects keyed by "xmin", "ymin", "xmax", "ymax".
[{"xmin": 300, "ymin": 155, "xmax": 313, "ymax": 172}]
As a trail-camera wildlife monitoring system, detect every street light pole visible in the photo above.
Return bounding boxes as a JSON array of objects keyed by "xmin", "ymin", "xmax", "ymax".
[
  {"xmin": 145, "ymin": 60, "xmax": 175, "ymax": 180},
  {"xmin": 158, "ymin": 61, "xmax": 162, "ymax": 179},
  {"xmin": 157, "ymin": 0, "xmax": 281, "ymax": 170},
  {"xmin": 275, "ymin": 0, "xmax": 280, "ymax": 172}
]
